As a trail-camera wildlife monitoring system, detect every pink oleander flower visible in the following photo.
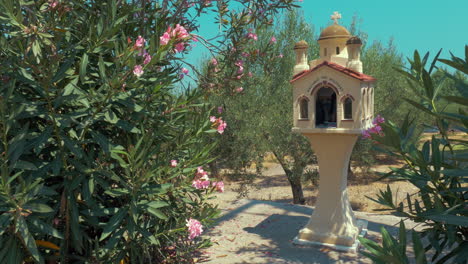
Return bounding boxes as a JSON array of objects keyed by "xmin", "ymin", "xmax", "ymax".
[
  {"xmin": 48, "ymin": 0, "xmax": 58, "ymax": 8},
  {"xmin": 212, "ymin": 181, "xmax": 225, "ymax": 193},
  {"xmin": 369, "ymin": 124, "xmax": 383, "ymax": 134},
  {"xmin": 133, "ymin": 65, "xmax": 144, "ymax": 77},
  {"xmin": 278, "ymin": 54, "xmax": 284, "ymax": 58},
  {"xmin": 210, "ymin": 116, "xmax": 217, "ymax": 122},
  {"xmin": 182, "ymin": 67, "xmax": 189, "ymax": 75},
  {"xmin": 241, "ymin": 52, "xmax": 250, "ymax": 58},
  {"xmin": 143, "ymin": 53, "xmax": 152, "ymax": 64},
  {"xmin": 186, "ymin": 218, "xmax": 203, "ymax": 240},
  {"xmin": 196, "ymin": 166, "xmax": 209, "ymax": 179},
  {"xmin": 373, "ymin": 115, "xmax": 385, "ymax": 125},
  {"xmin": 270, "ymin": 36, "xmax": 277, "ymax": 44},
  {"xmin": 235, "ymin": 87, "xmax": 243, "ymax": 93},
  {"xmin": 173, "ymin": 24, "xmax": 190, "ymax": 39},
  {"xmin": 235, "ymin": 60, "xmax": 244, "ymax": 67},
  {"xmin": 237, "ymin": 66, "xmax": 244, "ymax": 74},
  {"xmin": 362, "ymin": 130, "xmax": 371, "ymax": 139},
  {"xmin": 217, "ymin": 106, "xmax": 223, "ymax": 114},
  {"xmin": 192, "ymin": 179, "xmax": 210, "ymax": 189},
  {"xmin": 135, "ymin": 36, "xmax": 146, "ymax": 48},
  {"xmin": 248, "ymin": 72, "xmax": 253, "ymax": 77},
  {"xmin": 211, "ymin": 58, "xmax": 218, "ymax": 66},
  {"xmin": 174, "ymin": 42, "xmax": 186, "ymax": 53},
  {"xmin": 160, "ymin": 32, "xmax": 170, "ymax": 45},
  {"xmin": 217, "ymin": 119, "xmax": 227, "ymax": 134},
  {"xmin": 204, "ymin": 0, "xmax": 212, "ymax": 6},
  {"xmin": 246, "ymin": 32, "xmax": 258, "ymax": 41},
  {"xmin": 170, "ymin": 159, "xmax": 178, "ymax": 167},
  {"xmin": 236, "ymin": 74, "xmax": 243, "ymax": 80}
]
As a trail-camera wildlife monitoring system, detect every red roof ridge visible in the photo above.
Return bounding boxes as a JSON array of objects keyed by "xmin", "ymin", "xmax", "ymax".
[{"xmin": 290, "ymin": 61, "xmax": 376, "ymax": 83}]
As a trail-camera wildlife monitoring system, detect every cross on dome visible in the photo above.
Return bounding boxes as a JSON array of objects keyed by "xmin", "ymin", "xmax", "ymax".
[{"xmin": 330, "ymin": 11, "xmax": 342, "ymax": 24}]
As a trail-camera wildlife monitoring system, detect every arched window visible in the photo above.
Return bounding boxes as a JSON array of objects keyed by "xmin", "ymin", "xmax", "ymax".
[
  {"xmin": 336, "ymin": 47, "xmax": 340, "ymax": 54},
  {"xmin": 299, "ymin": 98, "xmax": 309, "ymax": 119},
  {"xmin": 315, "ymin": 87, "xmax": 337, "ymax": 127},
  {"xmin": 343, "ymin": 97, "xmax": 352, "ymax": 119}
]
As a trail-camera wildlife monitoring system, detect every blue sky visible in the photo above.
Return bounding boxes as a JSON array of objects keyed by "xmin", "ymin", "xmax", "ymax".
[{"xmin": 186, "ymin": 0, "xmax": 467, "ymax": 70}]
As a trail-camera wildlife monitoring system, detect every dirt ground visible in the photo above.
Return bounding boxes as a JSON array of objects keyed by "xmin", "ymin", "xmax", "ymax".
[{"xmin": 202, "ymin": 158, "xmax": 422, "ymax": 264}]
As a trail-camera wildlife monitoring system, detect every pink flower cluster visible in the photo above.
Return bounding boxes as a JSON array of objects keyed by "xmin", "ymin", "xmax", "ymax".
[
  {"xmin": 170, "ymin": 159, "xmax": 178, "ymax": 167},
  {"xmin": 192, "ymin": 166, "xmax": 210, "ymax": 189},
  {"xmin": 180, "ymin": 67, "xmax": 189, "ymax": 79},
  {"xmin": 246, "ymin": 29, "xmax": 258, "ymax": 41},
  {"xmin": 131, "ymin": 36, "xmax": 152, "ymax": 77},
  {"xmin": 186, "ymin": 218, "xmax": 203, "ymax": 240},
  {"xmin": 160, "ymin": 24, "xmax": 190, "ymax": 53},
  {"xmin": 210, "ymin": 116, "xmax": 227, "ymax": 134},
  {"xmin": 192, "ymin": 166, "xmax": 224, "ymax": 193},
  {"xmin": 212, "ymin": 181, "xmax": 224, "ymax": 193},
  {"xmin": 362, "ymin": 115, "xmax": 385, "ymax": 139}
]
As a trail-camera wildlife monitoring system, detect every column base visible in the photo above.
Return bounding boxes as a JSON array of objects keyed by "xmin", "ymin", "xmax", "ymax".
[{"xmin": 292, "ymin": 219, "xmax": 368, "ymax": 253}]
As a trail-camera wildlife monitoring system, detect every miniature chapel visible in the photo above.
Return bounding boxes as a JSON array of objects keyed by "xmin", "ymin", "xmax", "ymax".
[
  {"xmin": 291, "ymin": 12, "xmax": 375, "ymax": 131},
  {"xmin": 291, "ymin": 12, "xmax": 376, "ymax": 251}
]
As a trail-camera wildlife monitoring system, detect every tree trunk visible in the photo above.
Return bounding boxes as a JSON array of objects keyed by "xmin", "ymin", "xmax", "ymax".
[
  {"xmin": 268, "ymin": 146, "xmax": 306, "ymax": 205},
  {"xmin": 288, "ymin": 177, "xmax": 305, "ymax": 204}
]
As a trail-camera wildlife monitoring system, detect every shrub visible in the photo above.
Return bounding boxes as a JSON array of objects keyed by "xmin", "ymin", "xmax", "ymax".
[
  {"xmin": 359, "ymin": 47, "xmax": 468, "ymax": 264},
  {"xmin": 0, "ymin": 0, "xmax": 297, "ymax": 262}
]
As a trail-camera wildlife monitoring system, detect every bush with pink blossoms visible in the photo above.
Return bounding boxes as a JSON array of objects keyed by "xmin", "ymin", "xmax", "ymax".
[
  {"xmin": 0, "ymin": 0, "xmax": 299, "ymax": 263},
  {"xmin": 362, "ymin": 115, "xmax": 385, "ymax": 139}
]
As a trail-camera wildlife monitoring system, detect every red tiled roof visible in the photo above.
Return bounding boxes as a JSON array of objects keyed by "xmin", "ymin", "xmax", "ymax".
[{"xmin": 290, "ymin": 61, "xmax": 376, "ymax": 83}]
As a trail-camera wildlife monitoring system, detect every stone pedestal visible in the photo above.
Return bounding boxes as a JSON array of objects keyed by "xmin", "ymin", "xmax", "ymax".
[{"xmin": 293, "ymin": 132, "xmax": 363, "ymax": 251}]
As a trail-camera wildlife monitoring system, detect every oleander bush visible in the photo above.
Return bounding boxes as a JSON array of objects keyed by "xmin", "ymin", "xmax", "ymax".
[
  {"xmin": 0, "ymin": 0, "xmax": 297, "ymax": 263},
  {"xmin": 359, "ymin": 47, "xmax": 468, "ymax": 264}
]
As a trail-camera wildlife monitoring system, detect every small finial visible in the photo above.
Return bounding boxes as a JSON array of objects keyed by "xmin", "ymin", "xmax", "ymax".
[{"xmin": 331, "ymin": 11, "xmax": 342, "ymax": 24}]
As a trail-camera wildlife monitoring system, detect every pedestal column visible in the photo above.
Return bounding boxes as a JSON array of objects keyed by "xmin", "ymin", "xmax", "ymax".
[{"xmin": 295, "ymin": 132, "xmax": 360, "ymax": 247}]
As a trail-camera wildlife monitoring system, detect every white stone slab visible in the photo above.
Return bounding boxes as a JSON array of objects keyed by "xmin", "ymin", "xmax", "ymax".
[{"xmin": 292, "ymin": 219, "xmax": 368, "ymax": 253}]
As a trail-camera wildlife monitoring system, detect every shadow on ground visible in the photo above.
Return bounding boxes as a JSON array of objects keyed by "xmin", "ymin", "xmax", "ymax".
[{"xmin": 205, "ymin": 199, "xmax": 416, "ymax": 264}]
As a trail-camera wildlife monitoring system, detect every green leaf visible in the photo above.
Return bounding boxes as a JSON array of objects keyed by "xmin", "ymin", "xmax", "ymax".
[
  {"xmin": 51, "ymin": 56, "xmax": 75, "ymax": 83},
  {"xmin": 146, "ymin": 201, "xmax": 169, "ymax": 209},
  {"xmin": 398, "ymin": 221, "xmax": 407, "ymax": 256},
  {"xmin": 98, "ymin": 56, "xmax": 107, "ymax": 80},
  {"xmin": 16, "ymin": 217, "xmax": 43, "ymax": 263},
  {"xmin": 79, "ymin": 53, "xmax": 89, "ymax": 83},
  {"xmin": 425, "ymin": 214, "xmax": 468, "ymax": 227},
  {"xmin": 147, "ymin": 207, "xmax": 168, "ymax": 220},
  {"xmin": 440, "ymin": 169, "xmax": 468, "ymax": 177},
  {"xmin": 23, "ymin": 203, "xmax": 54, "ymax": 214},
  {"xmin": 412, "ymin": 231, "xmax": 427, "ymax": 264},
  {"xmin": 99, "ymin": 208, "xmax": 126, "ymax": 241},
  {"xmin": 27, "ymin": 218, "xmax": 63, "ymax": 239},
  {"xmin": 442, "ymin": 96, "xmax": 468, "ymax": 106}
]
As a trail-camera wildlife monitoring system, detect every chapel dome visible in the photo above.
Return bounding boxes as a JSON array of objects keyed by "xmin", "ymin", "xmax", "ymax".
[
  {"xmin": 294, "ymin": 40, "xmax": 309, "ymax": 49},
  {"xmin": 318, "ymin": 24, "xmax": 351, "ymax": 41}
]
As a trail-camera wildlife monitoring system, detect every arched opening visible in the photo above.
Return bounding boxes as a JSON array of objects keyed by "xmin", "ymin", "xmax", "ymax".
[
  {"xmin": 315, "ymin": 87, "xmax": 337, "ymax": 127},
  {"xmin": 299, "ymin": 97, "xmax": 309, "ymax": 119},
  {"xmin": 336, "ymin": 46, "xmax": 340, "ymax": 54},
  {"xmin": 343, "ymin": 97, "xmax": 352, "ymax": 119}
]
